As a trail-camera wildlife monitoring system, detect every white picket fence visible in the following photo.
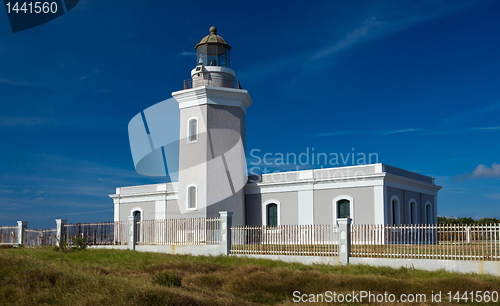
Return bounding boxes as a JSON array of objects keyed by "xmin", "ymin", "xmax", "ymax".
[
  {"xmin": 64, "ymin": 221, "xmax": 129, "ymax": 246},
  {"xmin": 351, "ymin": 224, "xmax": 500, "ymax": 261},
  {"xmin": 4, "ymin": 219, "xmax": 500, "ymax": 263},
  {"xmin": 0, "ymin": 226, "xmax": 18, "ymax": 245},
  {"xmin": 24, "ymin": 229, "xmax": 57, "ymax": 247},
  {"xmin": 231, "ymin": 225, "xmax": 340, "ymax": 256},
  {"xmin": 136, "ymin": 218, "xmax": 220, "ymax": 245}
]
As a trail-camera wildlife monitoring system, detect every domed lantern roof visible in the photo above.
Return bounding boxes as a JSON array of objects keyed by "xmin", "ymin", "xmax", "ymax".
[{"xmin": 195, "ymin": 27, "xmax": 231, "ymax": 68}]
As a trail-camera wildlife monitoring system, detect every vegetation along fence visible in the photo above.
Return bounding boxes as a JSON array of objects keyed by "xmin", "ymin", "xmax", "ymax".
[
  {"xmin": 351, "ymin": 224, "xmax": 500, "ymax": 261},
  {"xmin": 231, "ymin": 225, "xmax": 340, "ymax": 256},
  {"xmin": 136, "ymin": 218, "xmax": 220, "ymax": 245},
  {"xmin": 0, "ymin": 226, "xmax": 18, "ymax": 245}
]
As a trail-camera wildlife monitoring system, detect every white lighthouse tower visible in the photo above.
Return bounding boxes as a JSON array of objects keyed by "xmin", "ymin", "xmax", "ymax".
[{"xmin": 172, "ymin": 27, "xmax": 252, "ymax": 226}]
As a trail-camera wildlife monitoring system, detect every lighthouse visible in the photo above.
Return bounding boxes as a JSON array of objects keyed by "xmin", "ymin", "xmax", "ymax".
[{"xmin": 172, "ymin": 27, "xmax": 252, "ymax": 226}]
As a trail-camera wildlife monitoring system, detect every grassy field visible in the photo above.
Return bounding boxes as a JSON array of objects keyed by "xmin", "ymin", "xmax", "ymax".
[{"xmin": 1, "ymin": 246, "xmax": 500, "ymax": 305}]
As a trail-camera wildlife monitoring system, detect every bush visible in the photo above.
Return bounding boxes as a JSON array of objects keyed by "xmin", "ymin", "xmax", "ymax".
[
  {"xmin": 72, "ymin": 237, "xmax": 87, "ymax": 250},
  {"xmin": 152, "ymin": 271, "xmax": 181, "ymax": 287}
]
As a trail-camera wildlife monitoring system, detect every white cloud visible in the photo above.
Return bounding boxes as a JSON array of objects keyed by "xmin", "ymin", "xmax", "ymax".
[
  {"xmin": 455, "ymin": 163, "xmax": 500, "ymax": 181},
  {"xmin": 471, "ymin": 163, "xmax": 500, "ymax": 179}
]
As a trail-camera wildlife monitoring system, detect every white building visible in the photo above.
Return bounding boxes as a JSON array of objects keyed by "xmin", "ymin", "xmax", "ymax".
[{"xmin": 110, "ymin": 27, "xmax": 441, "ymax": 227}]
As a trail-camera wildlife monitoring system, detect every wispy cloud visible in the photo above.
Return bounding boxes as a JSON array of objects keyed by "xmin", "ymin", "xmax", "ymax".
[
  {"xmin": 467, "ymin": 126, "xmax": 500, "ymax": 131},
  {"xmin": 455, "ymin": 163, "xmax": 500, "ymax": 181},
  {"xmin": 441, "ymin": 102, "xmax": 500, "ymax": 126},
  {"xmin": 0, "ymin": 78, "xmax": 32, "ymax": 86},
  {"xmin": 0, "ymin": 116, "xmax": 55, "ymax": 127},
  {"xmin": 179, "ymin": 51, "xmax": 197, "ymax": 57},
  {"xmin": 486, "ymin": 193, "xmax": 500, "ymax": 200},
  {"xmin": 240, "ymin": 1, "xmax": 482, "ymax": 81},
  {"xmin": 308, "ymin": 130, "xmax": 358, "ymax": 138},
  {"xmin": 310, "ymin": 125, "xmax": 500, "ymax": 138},
  {"xmin": 312, "ymin": 17, "xmax": 383, "ymax": 60},
  {"xmin": 309, "ymin": 128, "xmax": 422, "ymax": 138},
  {"xmin": 382, "ymin": 128, "xmax": 421, "ymax": 135},
  {"xmin": 80, "ymin": 68, "xmax": 101, "ymax": 81}
]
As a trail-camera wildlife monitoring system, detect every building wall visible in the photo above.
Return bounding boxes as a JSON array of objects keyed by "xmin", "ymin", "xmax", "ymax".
[
  {"xmin": 314, "ymin": 186, "xmax": 375, "ymax": 225},
  {"xmin": 245, "ymin": 191, "xmax": 299, "ymax": 225},
  {"xmin": 205, "ymin": 105, "xmax": 246, "ymax": 226},
  {"xmin": 386, "ymin": 186, "xmax": 437, "ymax": 225},
  {"xmin": 119, "ymin": 201, "xmax": 156, "ymax": 221},
  {"xmin": 112, "ymin": 164, "xmax": 441, "ymax": 226},
  {"xmin": 165, "ymin": 199, "xmax": 182, "ymax": 219},
  {"xmin": 178, "ymin": 105, "xmax": 208, "ymax": 216}
]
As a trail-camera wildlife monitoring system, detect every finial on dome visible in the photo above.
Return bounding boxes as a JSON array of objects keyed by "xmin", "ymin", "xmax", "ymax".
[{"xmin": 209, "ymin": 26, "xmax": 217, "ymax": 34}]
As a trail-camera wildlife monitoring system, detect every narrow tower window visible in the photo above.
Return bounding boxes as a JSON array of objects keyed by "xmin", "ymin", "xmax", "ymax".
[
  {"xmin": 188, "ymin": 118, "xmax": 198, "ymax": 143},
  {"xmin": 187, "ymin": 185, "xmax": 197, "ymax": 209}
]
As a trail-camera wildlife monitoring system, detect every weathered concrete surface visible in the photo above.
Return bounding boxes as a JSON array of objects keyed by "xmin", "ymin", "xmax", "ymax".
[
  {"xmin": 350, "ymin": 257, "xmax": 500, "ymax": 276},
  {"xmin": 233, "ymin": 254, "xmax": 340, "ymax": 266}
]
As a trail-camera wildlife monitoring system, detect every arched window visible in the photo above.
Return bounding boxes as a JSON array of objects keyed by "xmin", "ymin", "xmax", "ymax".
[
  {"xmin": 133, "ymin": 210, "xmax": 141, "ymax": 220},
  {"xmin": 337, "ymin": 199, "xmax": 350, "ymax": 219},
  {"xmin": 187, "ymin": 185, "xmax": 197, "ymax": 210},
  {"xmin": 188, "ymin": 118, "xmax": 198, "ymax": 143},
  {"xmin": 262, "ymin": 200, "xmax": 281, "ymax": 227},
  {"xmin": 132, "ymin": 210, "xmax": 141, "ymax": 243},
  {"xmin": 425, "ymin": 202, "xmax": 432, "ymax": 224},
  {"xmin": 333, "ymin": 196, "xmax": 354, "ymax": 224},
  {"xmin": 391, "ymin": 197, "xmax": 400, "ymax": 225},
  {"xmin": 409, "ymin": 199, "xmax": 418, "ymax": 224},
  {"xmin": 267, "ymin": 204, "xmax": 278, "ymax": 227}
]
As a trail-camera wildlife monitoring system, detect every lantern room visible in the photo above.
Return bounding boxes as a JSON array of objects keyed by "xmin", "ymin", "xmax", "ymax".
[{"xmin": 195, "ymin": 27, "xmax": 231, "ymax": 68}]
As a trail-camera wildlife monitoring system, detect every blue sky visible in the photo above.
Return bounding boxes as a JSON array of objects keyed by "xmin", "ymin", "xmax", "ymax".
[{"xmin": 1, "ymin": 0, "xmax": 499, "ymax": 229}]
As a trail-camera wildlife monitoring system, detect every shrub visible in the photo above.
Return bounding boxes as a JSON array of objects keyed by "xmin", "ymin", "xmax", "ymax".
[
  {"xmin": 152, "ymin": 271, "xmax": 181, "ymax": 287},
  {"xmin": 72, "ymin": 237, "xmax": 87, "ymax": 250}
]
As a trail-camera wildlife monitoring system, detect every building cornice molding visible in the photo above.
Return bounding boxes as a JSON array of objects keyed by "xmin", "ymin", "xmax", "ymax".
[
  {"xmin": 245, "ymin": 171, "xmax": 441, "ymax": 195},
  {"xmin": 172, "ymin": 86, "xmax": 253, "ymax": 113},
  {"xmin": 109, "ymin": 190, "xmax": 179, "ymax": 204}
]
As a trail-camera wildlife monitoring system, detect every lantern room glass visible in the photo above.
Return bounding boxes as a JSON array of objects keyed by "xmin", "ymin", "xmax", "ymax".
[{"xmin": 197, "ymin": 45, "xmax": 230, "ymax": 68}]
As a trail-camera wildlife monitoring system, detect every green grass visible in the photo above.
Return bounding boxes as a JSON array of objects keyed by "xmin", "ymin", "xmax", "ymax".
[{"xmin": 1, "ymin": 247, "xmax": 500, "ymax": 305}]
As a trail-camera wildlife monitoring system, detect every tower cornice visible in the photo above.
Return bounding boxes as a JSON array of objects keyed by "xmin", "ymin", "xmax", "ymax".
[{"xmin": 172, "ymin": 86, "xmax": 253, "ymax": 113}]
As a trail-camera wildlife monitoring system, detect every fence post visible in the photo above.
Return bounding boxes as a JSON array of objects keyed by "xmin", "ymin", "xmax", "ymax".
[
  {"xmin": 129, "ymin": 216, "xmax": 137, "ymax": 250},
  {"xmin": 17, "ymin": 221, "xmax": 28, "ymax": 246},
  {"xmin": 55, "ymin": 219, "xmax": 67, "ymax": 247},
  {"xmin": 338, "ymin": 218, "xmax": 352, "ymax": 265},
  {"xmin": 219, "ymin": 211, "xmax": 233, "ymax": 256}
]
